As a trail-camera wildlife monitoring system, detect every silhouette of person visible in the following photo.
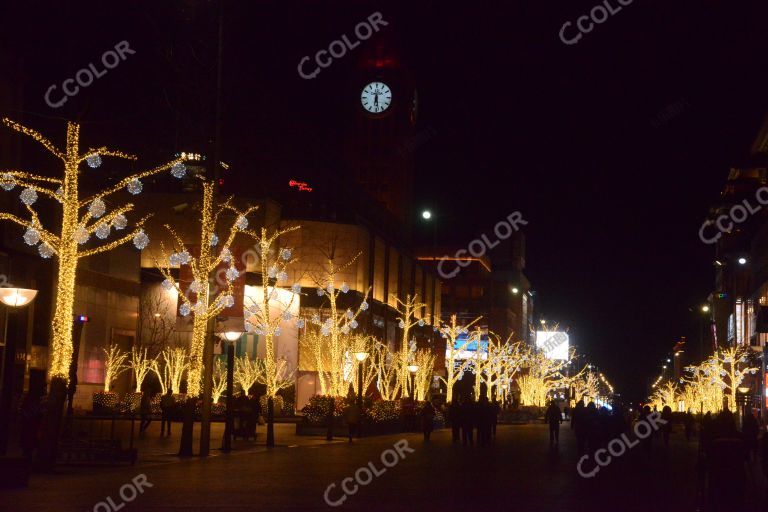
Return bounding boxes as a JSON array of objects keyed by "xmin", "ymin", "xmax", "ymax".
[
  {"xmin": 448, "ymin": 399, "xmax": 462, "ymax": 444},
  {"xmin": 661, "ymin": 405, "xmax": 673, "ymax": 447},
  {"xmin": 545, "ymin": 400, "xmax": 562, "ymax": 446},
  {"xmin": 421, "ymin": 401, "xmax": 435, "ymax": 441},
  {"xmin": 461, "ymin": 397, "xmax": 475, "ymax": 446},
  {"xmin": 572, "ymin": 401, "xmax": 587, "ymax": 455}
]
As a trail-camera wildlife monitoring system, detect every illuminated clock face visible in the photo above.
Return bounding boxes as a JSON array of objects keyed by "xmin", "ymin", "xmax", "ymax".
[{"xmin": 360, "ymin": 82, "xmax": 392, "ymax": 113}]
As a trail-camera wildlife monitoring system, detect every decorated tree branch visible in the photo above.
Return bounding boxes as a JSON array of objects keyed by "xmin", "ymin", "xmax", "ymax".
[
  {"xmin": 372, "ymin": 341, "xmax": 401, "ymax": 401},
  {"xmin": 392, "ymin": 294, "xmax": 428, "ymax": 395},
  {"xmin": 234, "ymin": 355, "xmax": 263, "ymax": 395},
  {"xmin": 130, "ymin": 346, "xmax": 155, "ymax": 392},
  {"xmin": 151, "ymin": 347, "xmax": 189, "ymax": 395},
  {"xmin": 211, "ymin": 359, "xmax": 227, "ymax": 404}
]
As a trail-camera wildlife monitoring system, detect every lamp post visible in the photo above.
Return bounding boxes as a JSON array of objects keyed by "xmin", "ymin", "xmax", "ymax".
[
  {"xmin": 408, "ymin": 364, "xmax": 419, "ymax": 399},
  {"xmin": 501, "ymin": 383, "xmax": 508, "ymax": 408},
  {"xmin": 0, "ymin": 287, "xmax": 38, "ymax": 455},
  {"xmin": 218, "ymin": 331, "xmax": 241, "ymax": 453},
  {"xmin": 353, "ymin": 351, "xmax": 368, "ymax": 438},
  {"xmin": 737, "ymin": 385, "xmax": 751, "ymax": 425}
]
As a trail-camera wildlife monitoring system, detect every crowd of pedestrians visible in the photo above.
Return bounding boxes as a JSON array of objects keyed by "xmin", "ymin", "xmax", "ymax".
[{"xmin": 445, "ymin": 395, "xmax": 501, "ymax": 446}]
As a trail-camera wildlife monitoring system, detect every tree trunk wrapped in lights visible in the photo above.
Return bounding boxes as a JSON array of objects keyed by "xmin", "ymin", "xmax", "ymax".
[
  {"xmin": 392, "ymin": 294, "xmax": 428, "ymax": 395},
  {"xmin": 412, "ymin": 349, "xmax": 436, "ymax": 401},
  {"xmin": 349, "ymin": 334, "xmax": 377, "ymax": 396},
  {"xmin": 483, "ymin": 335, "xmax": 526, "ymax": 402},
  {"xmin": 130, "ymin": 346, "xmax": 155, "ymax": 392},
  {"xmin": 648, "ymin": 381, "xmax": 678, "ymax": 411},
  {"xmin": 570, "ymin": 366, "xmax": 599, "ymax": 406},
  {"xmin": 103, "ymin": 344, "xmax": 129, "ymax": 392},
  {"xmin": 680, "ymin": 359, "xmax": 725, "ymax": 414},
  {"xmin": 709, "ymin": 346, "xmax": 759, "ymax": 411},
  {"xmin": 234, "ymin": 355, "xmax": 263, "ymax": 395},
  {"xmin": 437, "ymin": 314, "xmax": 481, "ymax": 403},
  {"xmin": 0, "ymin": 118, "xmax": 184, "ymax": 466}
]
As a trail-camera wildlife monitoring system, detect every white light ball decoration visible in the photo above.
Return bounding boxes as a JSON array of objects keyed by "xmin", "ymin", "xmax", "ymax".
[
  {"xmin": 280, "ymin": 248, "xmax": 292, "ymax": 261},
  {"xmin": 268, "ymin": 265, "xmax": 277, "ymax": 279},
  {"xmin": 20, "ymin": 187, "xmax": 38, "ymax": 206},
  {"xmin": 127, "ymin": 178, "xmax": 143, "ymax": 195},
  {"xmin": 418, "ymin": 319, "xmax": 425, "ymax": 327},
  {"xmin": 86, "ymin": 153, "xmax": 102, "ymax": 168},
  {"xmin": 189, "ymin": 280, "xmax": 202, "ymax": 294},
  {"xmin": 346, "ymin": 310, "xmax": 354, "ymax": 319},
  {"xmin": 282, "ymin": 310, "xmax": 293, "ymax": 320},
  {"xmin": 341, "ymin": 325, "xmax": 350, "ymax": 335},
  {"xmin": 296, "ymin": 318, "xmax": 306, "ymax": 329},
  {"xmin": 161, "ymin": 278, "xmax": 173, "ymax": 291},
  {"xmin": 236, "ymin": 215, "xmax": 248, "ymax": 230},
  {"xmin": 95, "ymin": 223, "xmax": 110, "ymax": 239},
  {"xmin": 291, "ymin": 283, "xmax": 302, "ymax": 294},
  {"xmin": 340, "ymin": 282, "xmax": 349, "ymax": 293},
  {"xmin": 277, "ymin": 271, "xmax": 288, "ymax": 282},
  {"xmin": 398, "ymin": 320, "xmax": 405, "ymax": 329},
  {"xmin": 171, "ymin": 162, "xmax": 186, "ymax": 178},
  {"xmin": 327, "ymin": 283, "xmax": 334, "ymax": 294},
  {"xmin": 321, "ymin": 325, "xmax": 330, "ymax": 337},
  {"xmin": 210, "ymin": 233, "xmax": 219, "ymax": 246},
  {"xmin": 168, "ymin": 252, "xmax": 181, "ymax": 266},
  {"xmin": 178, "ymin": 250, "xmax": 191, "ymax": 265},
  {"xmin": 23, "ymin": 226, "xmax": 40, "ymax": 246},
  {"xmin": 112, "ymin": 214, "xmax": 128, "ymax": 230},
  {"xmin": 38, "ymin": 242, "xmax": 54, "ymax": 259},
  {"xmin": 226, "ymin": 267, "xmax": 240, "ymax": 282},
  {"xmin": 350, "ymin": 319, "xmax": 358, "ymax": 330},
  {"xmin": 0, "ymin": 173, "xmax": 16, "ymax": 191},
  {"xmin": 74, "ymin": 226, "xmax": 90, "ymax": 244},
  {"xmin": 316, "ymin": 288, "xmax": 325, "ymax": 297},
  {"xmin": 220, "ymin": 247, "xmax": 232, "ymax": 263},
  {"xmin": 55, "ymin": 186, "xmax": 64, "ymax": 200},
  {"xmin": 88, "ymin": 198, "xmax": 106, "ymax": 218},
  {"xmin": 222, "ymin": 295, "xmax": 235, "ymax": 308},
  {"xmin": 274, "ymin": 326, "xmax": 282, "ymax": 337},
  {"xmin": 360, "ymin": 301, "xmax": 369, "ymax": 311},
  {"xmin": 133, "ymin": 230, "xmax": 149, "ymax": 250},
  {"xmin": 179, "ymin": 303, "xmax": 191, "ymax": 316}
]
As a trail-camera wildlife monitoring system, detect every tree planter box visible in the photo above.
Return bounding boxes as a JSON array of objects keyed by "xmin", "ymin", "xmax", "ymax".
[{"xmin": 92, "ymin": 392, "xmax": 119, "ymax": 414}]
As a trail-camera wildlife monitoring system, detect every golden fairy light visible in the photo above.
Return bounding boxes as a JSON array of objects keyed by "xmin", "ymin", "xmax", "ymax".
[
  {"xmin": 571, "ymin": 366, "xmax": 599, "ymax": 406},
  {"xmin": 481, "ymin": 333, "xmax": 525, "ymax": 402},
  {"xmin": 154, "ymin": 181, "xmax": 258, "ymax": 397},
  {"xmin": 0, "ymin": 118, "xmax": 184, "ymax": 384},
  {"xmin": 518, "ymin": 346, "xmax": 574, "ymax": 407},
  {"xmin": 102, "ymin": 344, "xmax": 129, "ymax": 392},
  {"xmin": 212, "ymin": 358, "xmax": 227, "ymax": 404},
  {"xmin": 151, "ymin": 347, "xmax": 189, "ymax": 395},
  {"xmin": 437, "ymin": 314, "xmax": 481, "ymax": 403},
  {"xmin": 371, "ymin": 340, "xmax": 400, "ymax": 400},
  {"xmin": 412, "ymin": 348, "xmax": 436, "ymax": 401}
]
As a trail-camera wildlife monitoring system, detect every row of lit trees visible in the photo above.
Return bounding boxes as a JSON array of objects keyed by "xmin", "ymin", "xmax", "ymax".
[{"xmin": 648, "ymin": 345, "xmax": 759, "ymax": 413}]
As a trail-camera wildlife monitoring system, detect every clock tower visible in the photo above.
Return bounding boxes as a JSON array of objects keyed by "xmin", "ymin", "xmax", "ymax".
[{"xmin": 343, "ymin": 38, "xmax": 417, "ymax": 228}]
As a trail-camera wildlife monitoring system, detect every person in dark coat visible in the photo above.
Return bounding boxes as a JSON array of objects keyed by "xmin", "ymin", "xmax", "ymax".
[
  {"xmin": 706, "ymin": 410, "xmax": 746, "ymax": 512},
  {"xmin": 344, "ymin": 401, "xmax": 361, "ymax": 443},
  {"xmin": 448, "ymin": 400, "xmax": 462, "ymax": 444},
  {"xmin": 461, "ymin": 397, "xmax": 475, "ymax": 446},
  {"xmin": 572, "ymin": 401, "xmax": 587, "ymax": 455},
  {"xmin": 490, "ymin": 398, "xmax": 500, "ymax": 440},
  {"xmin": 661, "ymin": 406, "xmax": 673, "ymax": 447},
  {"xmin": 477, "ymin": 396, "xmax": 492, "ymax": 446},
  {"xmin": 160, "ymin": 390, "xmax": 175, "ymax": 436},
  {"xmin": 139, "ymin": 392, "xmax": 153, "ymax": 434},
  {"xmin": 741, "ymin": 412, "xmax": 759, "ymax": 462},
  {"xmin": 683, "ymin": 410, "xmax": 694, "ymax": 442},
  {"xmin": 421, "ymin": 402, "xmax": 436, "ymax": 441},
  {"xmin": 545, "ymin": 401, "xmax": 562, "ymax": 446}
]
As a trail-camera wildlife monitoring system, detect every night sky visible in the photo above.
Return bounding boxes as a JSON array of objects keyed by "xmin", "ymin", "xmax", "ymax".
[{"xmin": 3, "ymin": 1, "xmax": 768, "ymax": 401}]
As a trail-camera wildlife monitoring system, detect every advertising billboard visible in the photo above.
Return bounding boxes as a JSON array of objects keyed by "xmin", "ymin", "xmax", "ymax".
[{"xmin": 535, "ymin": 331, "xmax": 569, "ymax": 360}]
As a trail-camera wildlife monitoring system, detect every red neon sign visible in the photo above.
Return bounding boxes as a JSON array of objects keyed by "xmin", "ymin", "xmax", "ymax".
[{"xmin": 289, "ymin": 180, "xmax": 313, "ymax": 192}]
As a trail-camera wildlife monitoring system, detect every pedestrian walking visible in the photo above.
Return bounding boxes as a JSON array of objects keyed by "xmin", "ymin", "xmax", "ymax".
[
  {"xmin": 448, "ymin": 400, "xmax": 462, "ymax": 443},
  {"xmin": 545, "ymin": 400, "xmax": 562, "ymax": 446},
  {"xmin": 421, "ymin": 401, "xmax": 435, "ymax": 441},
  {"xmin": 139, "ymin": 391, "xmax": 152, "ymax": 435},
  {"xmin": 461, "ymin": 397, "xmax": 475, "ymax": 446},
  {"xmin": 477, "ymin": 395, "xmax": 492, "ymax": 446},
  {"xmin": 683, "ymin": 410, "xmax": 694, "ymax": 442},
  {"xmin": 160, "ymin": 390, "xmax": 175, "ymax": 436},
  {"xmin": 344, "ymin": 401, "xmax": 361, "ymax": 443},
  {"xmin": 741, "ymin": 412, "xmax": 759, "ymax": 462},
  {"xmin": 572, "ymin": 401, "xmax": 587, "ymax": 455},
  {"xmin": 661, "ymin": 406, "xmax": 673, "ymax": 447},
  {"xmin": 705, "ymin": 410, "xmax": 746, "ymax": 512}
]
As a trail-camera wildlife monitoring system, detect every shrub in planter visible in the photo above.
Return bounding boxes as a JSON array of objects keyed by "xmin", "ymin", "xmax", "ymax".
[
  {"xmin": 300, "ymin": 395, "xmax": 345, "ymax": 425},
  {"xmin": 92, "ymin": 391, "xmax": 119, "ymax": 414},
  {"xmin": 367, "ymin": 400, "xmax": 400, "ymax": 423},
  {"xmin": 121, "ymin": 392, "xmax": 143, "ymax": 414},
  {"xmin": 281, "ymin": 400, "xmax": 295, "ymax": 417},
  {"xmin": 211, "ymin": 402, "xmax": 226, "ymax": 416}
]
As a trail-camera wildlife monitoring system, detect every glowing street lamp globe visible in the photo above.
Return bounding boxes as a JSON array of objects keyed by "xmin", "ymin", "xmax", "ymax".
[
  {"xmin": 353, "ymin": 351, "xmax": 369, "ymax": 362},
  {"xmin": 407, "ymin": 364, "xmax": 419, "ymax": 374},
  {"xmin": 0, "ymin": 287, "xmax": 38, "ymax": 307},
  {"xmin": 218, "ymin": 331, "xmax": 243, "ymax": 342},
  {"xmin": 421, "ymin": 210, "xmax": 432, "ymax": 220}
]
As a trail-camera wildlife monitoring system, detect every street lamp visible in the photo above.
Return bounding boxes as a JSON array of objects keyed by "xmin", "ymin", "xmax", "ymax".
[
  {"xmin": 217, "ymin": 331, "xmax": 241, "ymax": 453},
  {"xmin": 738, "ymin": 257, "xmax": 748, "ymax": 265},
  {"xmin": 353, "ymin": 351, "xmax": 369, "ymax": 438},
  {"xmin": 0, "ymin": 286, "xmax": 38, "ymax": 456},
  {"xmin": 701, "ymin": 305, "xmax": 710, "ymax": 313},
  {"xmin": 511, "ymin": 287, "xmax": 519, "ymax": 295},
  {"xmin": 408, "ymin": 364, "xmax": 419, "ymax": 399},
  {"xmin": 421, "ymin": 210, "xmax": 432, "ymax": 220}
]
